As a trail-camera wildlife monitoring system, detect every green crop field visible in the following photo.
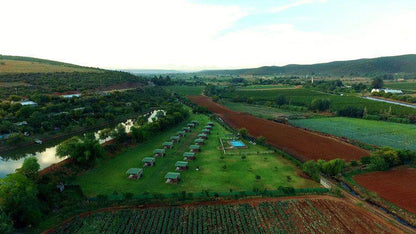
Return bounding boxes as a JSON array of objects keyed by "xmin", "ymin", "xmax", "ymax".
[
  {"xmin": 223, "ymin": 101, "xmax": 307, "ymax": 119},
  {"xmin": 223, "ymin": 88, "xmax": 416, "ymax": 117},
  {"xmin": 75, "ymin": 113, "xmax": 319, "ymax": 197},
  {"xmin": 237, "ymin": 84, "xmax": 296, "ymax": 90},
  {"xmin": 385, "ymin": 81, "xmax": 416, "ymax": 92},
  {"xmin": 290, "ymin": 117, "xmax": 416, "ymax": 151},
  {"xmin": 165, "ymin": 85, "xmax": 204, "ymax": 96}
]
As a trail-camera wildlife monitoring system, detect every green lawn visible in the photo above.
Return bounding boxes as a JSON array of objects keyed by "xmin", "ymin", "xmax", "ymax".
[
  {"xmin": 165, "ymin": 85, "xmax": 205, "ymax": 96},
  {"xmin": 290, "ymin": 117, "xmax": 416, "ymax": 151},
  {"xmin": 76, "ymin": 114, "xmax": 320, "ymax": 197}
]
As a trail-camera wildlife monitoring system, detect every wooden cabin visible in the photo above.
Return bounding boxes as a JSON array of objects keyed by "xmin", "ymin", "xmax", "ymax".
[
  {"xmin": 175, "ymin": 161, "xmax": 189, "ymax": 171},
  {"xmin": 126, "ymin": 168, "xmax": 143, "ymax": 180},
  {"xmin": 194, "ymin": 138, "xmax": 205, "ymax": 145},
  {"xmin": 183, "ymin": 152, "xmax": 196, "ymax": 161},
  {"xmin": 153, "ymin": 149, "xmax": 166, "ymax": 157},
  {"xmin": 170, "ymin": 136, "xmax": 180, "ymax": 143},
  {"xmin": 198, "ymin": 133, "xmax": 207, "ymax": 139},
  {"xmin": 202, "ymin": 129, "xmax": 211, "ymax": 135},
  {"xmin": 165, "ymin": 172, "xmax": 181, "ymax": 184},
  {"xmin": 207, "ymin": 121, "xmax": 214, "ymax": 127},
  {"xmin": 189, "ymin": 145, "xmax": 201, "ymax": 153},
  {"xmin": 142, "ymin": 157, "xmax": 156, "ymax": 167},
  {"xmin": 162, "ymin": 142, "xmax": 174, "ymax": 149}
]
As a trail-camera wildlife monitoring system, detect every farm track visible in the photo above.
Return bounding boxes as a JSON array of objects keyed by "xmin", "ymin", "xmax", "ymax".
[{"xmin": 188, "ymin": 95, "xmax": 370, "ymax": 161}]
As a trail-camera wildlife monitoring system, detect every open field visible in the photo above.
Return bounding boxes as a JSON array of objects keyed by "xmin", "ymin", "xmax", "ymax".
[
  {"xmin": 354, "ymin": 167, "xmax": 416, "ymax": 214},
  {"xmin": 75, "ymin": 113, "xmax": 318, "ymax": 197},
  {"xmin": 290, "ymin": 117, "xmax": 416, "ymax": 151},
  {"xmin": 223, "ymin": 101, "xmax": 307, "ymax": 119},
  {"xmin": 222, "ymin": 88, "xmax": 416, "ymax": 117},
  {"xmin": 50, "ymin": 196, "xmax": 400, "ymax": 233},
  {"xmin": 0, "ymin": 59, "xmax": 98, "ymax": 73},
  {"xmin": 165, "ymin": 85, "xmax": 204, "ymax": 96},
  {"xmin": 385, "ymin": 81, "xmax": 416, "ymax": 92},
  {"xmin": 237, "ymin": 84, "xmax": 297, "ymax": 90},
  {"xmin": 188, "ymin": 96, "xmax": 369, "ymax": 162}
]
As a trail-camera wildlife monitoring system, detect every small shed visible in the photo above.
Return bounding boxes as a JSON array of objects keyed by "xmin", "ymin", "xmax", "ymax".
[
  {"xmin": 153, "ymin": 149, "xmax": 166, "ymax": 157},
  {"xmin": 183, "ymin": 152, "xmax": 196, "ymax": 161},
  {"xmin": 170, "ymin": 136, "xmax": 180, "ymax": 143},
  {"xmin": 194, "ymin": 138, "xmax": 205, "ymax": 145},
  {"xmin": 175, "ymin": 161, "xmax": 189, "ymax": 171},
  {"xmin": 207, "ymin": 121, "xmax": 214, "ymax": 126},
  {"xmin": 189, "ymin": 145, "xmax": 201, "ymax": 152},
  {"xmin": 204, "ymin": 125, "xmax": 213, "ymax": 130},
  {"xmin": 162, "ymin": 142, "xmax": 174, "ymax": 149},
  {"xmin": 202, "ymin": 129, "xmax": 211, "ymax": 135},
  {"xmin": 198, "ymin": 133, "xmax": 208, "ymax": 139},
  {"xmin": 182, "ymin": 127, "xmax": 191, "ymax": 132},
  {"xmin": 187, "ymin": 123, "xmax": 195, "ymax": 128},
  {"xmin": 165, "ymin": 172, "xmax": 181, "ymax": 184},
  {"xmin": 191, "ymin": 120, "xmax": 199, "ymax": 125},
  {"xmin": 126, "ymin": 168, "xmax": 143, "ymax": 180},
  {"xmin": 142, "ymin": 157, "xmax": 156, "ymax": 167},
  {"xmin": 176, "ymin": 131, "xmax": 186, "ymax": 137}
]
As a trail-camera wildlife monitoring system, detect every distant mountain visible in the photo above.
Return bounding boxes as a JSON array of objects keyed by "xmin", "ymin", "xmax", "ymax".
[
  {"xmin": 123, "ymin": 69, "xmax": 184, "ymax": 75},
  {"xmin": 200, "ymin": 54, "xmax": 416, "ymax": 77},
  {"xmin": 0, "ymin": 55, "xmax": 101, "ymax": 73}
]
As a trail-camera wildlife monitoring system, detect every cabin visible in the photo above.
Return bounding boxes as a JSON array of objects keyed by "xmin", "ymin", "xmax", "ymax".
[
  {"xmin": 183, "ymin": 152, "xmax": 196, "ymax": 161},
  {"xmin": 204, "ymin": 125, "xmax": 213, "ymax": 130},
  {"xmin": 194, "ymin": 138, "xmax": 205, "ymax": 145},
  {"xmin": 165, "ymin": 172, "xmax": 181, "ymax": 184},
  {"xmin": 198, "ymin": 133, "xmax": 208, "ymax": 139},
  {"xmin": 189, "ymin": 145, "xmax": 201, "ymax": 153},
  {"xmin": 142, "ymin": 157, "xmax": 156, "ymax": 167},
  {"xmin": 162, "ymin": 142, "xmax": 174, "ymax": 149},
  {"xmin": 176, "ymin": 131, "xmax": 186, "ymax": 137},
  {"xmin": 202, "ymin": 129, "xmax": 211, "ymax": 135},
  {"xmin": 191, "ymin": 120, "xmax": 199, "ymax": 125},
  {"xmin": 175, "ymin": 161, "xmax": 189, "ymax": 171},
  {"xmin": 153, "ymin": 149, "xmax": 166, "ymax": 157},
  {"xmin": 207, "ymin": 122, "xmax": 214, "ymax": 127},
  {"xmin": 170, "ymin": 136, "xmax": 180, "ymax": 143},
  {"xmin": 126, "ymin": 168, "xmax": 143, "ymax": 180},
  {"xmin": 182, "ymin": 127, "xmax": 191, "ymax": 132},
  {"xmin": 187, "ymin": 123, "xmax": 195, "ymax": 128}
]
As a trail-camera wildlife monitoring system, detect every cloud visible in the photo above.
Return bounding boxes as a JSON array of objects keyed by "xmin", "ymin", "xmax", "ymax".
[{"xmin": 270, "ymin": 0, "xmax": 328, "ymax": 13}]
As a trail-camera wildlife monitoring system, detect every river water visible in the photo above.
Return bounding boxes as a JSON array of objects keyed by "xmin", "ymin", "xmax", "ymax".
[{"xmin": 0, "ymin": 110, "xmax": 165, "ymax": 178}]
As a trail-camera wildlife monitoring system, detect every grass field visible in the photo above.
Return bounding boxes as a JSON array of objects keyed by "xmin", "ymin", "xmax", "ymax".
[
  {"xmin": 290, "ymin": 117, "xmax": 416, "ymax": 151},
  {"xmin": 165, "ymin": 85, "xmax": 204, "ymax": 96},
  {"xmin": 385, "ymin": 81, "xmax": 416, "ymax": 92},
  {"xmin": 223, "ymin": 88, "xmax": 416, "ymax": 117},
  {"xmin": 75, "ymin": 114, "xmax": 320, "ymax": 197},
  {"xmin": 237, "ymin": 84, "xmax": 296, "ymax": 90},
  {"xmin": 223, "ymin": 101, "xmax": 307, "ymax": 119},
  {"xmin": 0, "ymin": 59, "xmax": 98, "ymax": 73}
]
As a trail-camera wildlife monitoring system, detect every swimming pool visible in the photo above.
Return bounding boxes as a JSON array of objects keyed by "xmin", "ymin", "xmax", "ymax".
[{"xmin": 230, "ymin": 140, "xmax": 246, "ymax": 147}]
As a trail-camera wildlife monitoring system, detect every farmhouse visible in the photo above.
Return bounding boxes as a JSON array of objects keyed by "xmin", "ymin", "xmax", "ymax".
[
  {"xmin": 175, "ymin": 161, "xmax": 188, "ymax": 171},
  {"xmin": 176, "ymin": 131, "xmax": 186, "ymax": 137},
  {"xmin": 198, "ymin": 133, "xmax": 207, "ymax": 139},
  {"xmin": 189, "ymin": 145, "xmax": 201, "ymax": 152},
  {"xmin": 126, "ymin": 168, "xmax": 143, "ymax": 180},
  {"xmin": 202, "ymin": 129, "xmax": 211, "ymax": 135},
  {"xmin": 142, "ymin": 157, "xmax": 156, "ymax": 167},
  {"xmin": 170, "ymin": 136, "xmax": 180, "ymax": 143},
  {"xmin": 165, "ymin": 172, "xmax": 181, "ymax": 184},
  {"xmin": 20, "ymin": 100, "xmax": 37, "ymax": 106},
  {"xmin": 153, "ymin": 149, "xmax": 166, "ymax": 157},
  {"xmin": 183, "ymin": 152, "xmax": 196, "ymax": 161},
  {"xmin": 162, "ymin": 142, "xmax": 174, "ymax": 149},
  {"xmin": 182, "ymin": 127, "xmax": 191, "ymax": 132},
  {"xmin": 194, "ymin": 138, "xmax": 205, "ymax": 145}
]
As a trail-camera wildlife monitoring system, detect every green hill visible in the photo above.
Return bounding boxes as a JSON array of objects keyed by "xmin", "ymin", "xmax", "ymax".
[
  {"xmin": 200, "ymin": 54, "xmax": 416, "ymax": 77},
  {"xmin": 0, "ymin": 55, "xmax": 101, "ymax": 73}
]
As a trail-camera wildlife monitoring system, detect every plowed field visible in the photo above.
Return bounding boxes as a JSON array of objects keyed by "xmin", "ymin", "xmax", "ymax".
[
  {"xmin": 354, "ymin": 167, "xmax": 416, "ymax": 214},
  {"xmin": 188, "ymin": 96, "xmax": 369, "ymax": 161}
]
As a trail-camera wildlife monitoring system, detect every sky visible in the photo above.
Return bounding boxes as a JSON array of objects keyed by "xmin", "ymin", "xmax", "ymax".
[{"xmin": 1, "ymin": 0, "xmax": 416, "ymax": 70}]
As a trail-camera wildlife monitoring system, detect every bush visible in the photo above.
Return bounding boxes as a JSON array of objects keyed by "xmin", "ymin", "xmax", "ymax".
[
  {"xmin": 337, "ymin": 106, "xmax": 364, "ymax": 118},
  {"xmin": 310, "ymin": 98, "xmax": 330, "ymax": 111},
  {"xmin": 123, "ymin": 192, "xmax": 134, "ymax": 200},
  {"xmin": 302, "ymin": 161, "xmax": 320, "ymax": 181}
]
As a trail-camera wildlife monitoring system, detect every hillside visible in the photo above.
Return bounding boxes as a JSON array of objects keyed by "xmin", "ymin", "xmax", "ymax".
[
  {"xmin": 200, "ymin": 54, "xmax": 416, "ymax": 77},
  {"xmin": 0, "ymin": 55, "xmax": 101, "ymax": 73}
]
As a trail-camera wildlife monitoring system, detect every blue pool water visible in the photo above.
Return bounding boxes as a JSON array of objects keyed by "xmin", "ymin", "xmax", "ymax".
[{"xmin": 230, "ymin": 140, "xmax": 246, "ymax": 147}]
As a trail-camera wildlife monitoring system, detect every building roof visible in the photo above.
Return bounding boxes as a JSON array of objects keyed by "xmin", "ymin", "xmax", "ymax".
[
  {"xmin": 153, "ymin": 149, "xmax": 165, "ymax": 154},
  {"xmin": 126, "ymin": 168, "xmax": 143, "ymax": 175},
  {"xmin": 187, "ymin": 123, "xmax": 195, "ymax": 126},
  {"xmin": 207, "ymin": 121, "xmax": 214, "ymax": 125},
  {"xmin": 189, "ymin": 145, "xmax": 200, "ymax": 150},
  {"xmin": 198, "ymin": 133, "xmax": 207, "ymax": 137},
  {"xmin": 182, "ymin": 127, "xmax": 191, "ymax": 130},
  {"xmin": 204, "ymin": 125, "xmax": 212, "ymax": 128},
  {"xmin": 183, "ymin": 152, "xmax": 195, "ymax": 157},
  {"xmin": 177, "ymin": 131, "xmax": 186, "ymax": 135},
  {"xmin": 171, "ymin": 136, "xmax": 180, "ymax": 140},
  {"xmin": 142, "ymin": 157, "xmax": 155, "ymax": 163},
  {"xmin": 62, "ymin": 93, "xmax": 82, "ymax": 98},
  {"xmin": 20, "ymin": 100, "xmax": 37, "ymax": 106},
  {"xmin": 191, "ymin": 120, "xmax": 199, "ymax": 124},
  {"xmin": 163, "ymin": 142, "xmax": 173, "ymax": 146},
  {"xmin": 165, "ymin": 172, "xmax": 180, "ymax": 179},
  {"xmin": 202, "ymin": 129, "xmax": 210, "ymax": 132},
  {"xmin": 194, "ymin": 138, "xmax": 204, "ymax": 143},
  {"xmin": 175, "ymin": 161, "xmax": 188, "ymax": 167}
]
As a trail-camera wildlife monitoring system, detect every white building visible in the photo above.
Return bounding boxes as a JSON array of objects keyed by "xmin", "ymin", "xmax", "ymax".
[
  {"xmin": 20, "ymin": 100, "xmax": 38, "ymax": 106},
  {"xmin": 371, "ymin": 88, "xmax": 403, "ymax": 94}
]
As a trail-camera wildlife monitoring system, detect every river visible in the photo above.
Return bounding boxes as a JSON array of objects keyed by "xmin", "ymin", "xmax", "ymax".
[{"xmin": 362, "ymin": 96, "xmax": 416, "ymax": 109}]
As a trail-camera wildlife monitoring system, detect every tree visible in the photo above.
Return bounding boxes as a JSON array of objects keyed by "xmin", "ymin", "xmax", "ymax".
[
  {"xmin": 302, "ymin": 160, "xmax": 320, "ymax": 181},
  {"xmin": 0, "ymin": 173, "xmax": 41, "ymax": 227},
  {"xmin": 131, "ymin": 126, "xmax": 148, "ymax": 143},
  {"xmin": 369, "ymin": 156, "xmax": 389, "ymax": 171},
  {"xmin": 110, "ymin": 124, "xmax": 128, "ymax": 143},
  {"xmin": 372, "ymin": 147, "xmax": 400, "ymax": 167},
  {"xmin": 5, "ymin": 133, "xmax": 25, "ymax": 146},
  {"xmin": 257, "ymin": 136, "xmax": 266, "ymax": 144},
  {"xmin": 56, "ymin": 133, "xmax": 105, "ymax": 166},
  {"xmin": 16, "ymin": 156, "xmax": 40, "ymax": 181},
  {"xmin": 310, "ymin": 99, "xmax": 330, "ymax": 111},
  {"xmin": 276, "ymin": 95, "xmax": 287, "ymax": 106},
  {"xmin": 238, "ymin": 128, "xmax": 248, "ymax": 137},
  {"xmin": 0, "ymin": 209, "xmax": 13, "ymax": 234},
  {"xmin": 371, "ymin": 77, "xmax": 384, "ymax": 89}
]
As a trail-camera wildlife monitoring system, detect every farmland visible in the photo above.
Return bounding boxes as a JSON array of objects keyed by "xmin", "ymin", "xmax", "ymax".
[
  {"xmin": 221, "ymin": 88, "xmax": 416, "ymax": 117},
  {"xmin": 188, "ymin": 95, "xmax": 369, "ymax": 161},
  {"xmin": 165, "ymin": 85, "xmax": 204, "ymax": 96},
  {"xmin": 354, "ymin": 167, "xmax": 416, "ymax": 214},
  {"xmin": 385, "ymin": 81, "xmax": 416, "ymax": 92},
  {"xmin": 290, "ymin": 117, "xmax": 416, "ymax": 151},
  {"xmin": 237, "ymin": 84, "xmax": 296, "ymax": 90},
  {"xmin": 75, "ymin": 113, "xmax": 319, "ymax": 197},
  {"xmin": 51, "ymin": 196, "xmax": 400, "ymax": 233},
  {"xmin": 0, "ymin": 59, "xmax": 98, "ymax": 73},
  {"xmin": 223, "ymin": 101, "xmax": 307, "ymax": 119}
]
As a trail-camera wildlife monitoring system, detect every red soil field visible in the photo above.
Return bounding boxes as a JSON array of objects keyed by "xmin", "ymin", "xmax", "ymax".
[
  {"xmin": 354, "ymin": 167, "xmax": 416, "ymax": 214},
  {"xmin": 188, "ymin": 95, "xmax": 369, "ymax": 161}
]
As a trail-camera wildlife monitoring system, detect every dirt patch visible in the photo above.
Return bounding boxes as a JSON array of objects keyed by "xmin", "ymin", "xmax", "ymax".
[
  {"xmin": 354, "ymin": 167, "xmax": 416, "ymax": 215},
  {"xmin": 188, "ymin": 95, "xmax": 369, "ymax": 161}
]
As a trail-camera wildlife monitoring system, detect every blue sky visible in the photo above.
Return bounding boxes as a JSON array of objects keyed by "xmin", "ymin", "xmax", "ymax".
[{"xmin": 1, "ymin": 0, "xmax": 416, "ymax": 70}]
